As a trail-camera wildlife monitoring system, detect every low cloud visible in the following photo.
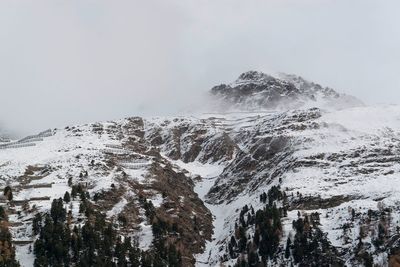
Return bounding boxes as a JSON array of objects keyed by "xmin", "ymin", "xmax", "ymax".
[{"xmin": 1, "ymin": 0, "xmax": 399, "ymax": 136}]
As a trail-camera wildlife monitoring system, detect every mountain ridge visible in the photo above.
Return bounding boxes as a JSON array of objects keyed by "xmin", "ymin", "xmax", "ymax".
[
  {"xmin": 211, "ymin": 70, "xmax": 364, "ymax": 112},
  {"xmin": 1, "ymin": 72, "xmax": 400, "ymax": 266}
]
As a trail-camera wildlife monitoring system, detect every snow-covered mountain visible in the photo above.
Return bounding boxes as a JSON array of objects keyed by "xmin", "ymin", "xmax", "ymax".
[
  {"xmin": 211, "ymin": 71, "xmax": 364, "ymax": 111},
  {"xmin": 1, "ymin": 71, "xmax": 400, "ymax": 267}
]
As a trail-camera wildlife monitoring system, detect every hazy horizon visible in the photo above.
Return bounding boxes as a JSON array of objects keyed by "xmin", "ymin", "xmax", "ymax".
[{"xmin": 1, "ymin": 0, "xmax": 400, "ymax": 136}]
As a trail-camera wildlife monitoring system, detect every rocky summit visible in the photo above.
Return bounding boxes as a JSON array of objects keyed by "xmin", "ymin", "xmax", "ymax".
[
  {"xmin": 211, "ymin": 71, "xmax": 364, "ymax": 111},
  {"xmin": 1, "ymin": 72, "xmax": 400, "ymax": 267}
]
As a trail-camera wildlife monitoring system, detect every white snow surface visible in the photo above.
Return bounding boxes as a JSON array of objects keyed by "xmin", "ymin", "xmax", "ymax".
[
  {"xmin": 1, "ymin": 103, "xmax": 400, "ymax": 266},
  {"xmin": 0, "ymin": 122, "xmax": 151, "ymax": 265}
]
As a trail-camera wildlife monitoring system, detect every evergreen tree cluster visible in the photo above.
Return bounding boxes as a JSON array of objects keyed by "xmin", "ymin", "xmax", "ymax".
[
  {"xmin": 287, "ymin": 213, "xmax": 343, "ymax": 267},
  {"xmin": 223, "ymin": 186, "xmax": 344, "ymax": 267},
  {"xmin": 0, "ymin": 206, "xmax": 20, "ymax": 267},
  {"xmin": 33, "ymin": 186, "xmax": 182, "ymax": 266},
  {"xmin": 71, "ymin": 184, "xmax": 88, "ymax": 201},
  {"xmin": 224, "ymin": 186, "xmax": 287, "ymax": 267},
  {"xmin": 353, "ymin": 207, "xmax": 391, "ymax": 267},
  {"xmin": 139, "ymin": 196, "xmax": 182, "ymax": 267}
]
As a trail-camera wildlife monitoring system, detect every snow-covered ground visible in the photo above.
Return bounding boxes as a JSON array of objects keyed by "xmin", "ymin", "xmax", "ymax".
[
  {"xmin": 1, "ymin": 102, "xmax": 400, "ymax": 266},
  {"xmin": 170, "ymin": 104, "xmax": 400, "ymax": 266},
  {"xmin": 0, "ymin": 122, "xmax": 151, "ymax": 266}
]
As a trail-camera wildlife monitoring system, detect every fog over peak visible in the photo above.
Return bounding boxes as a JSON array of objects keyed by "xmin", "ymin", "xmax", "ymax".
[{"xmin": 1, "ymin": 0, "xmax": 399, "ymax": 136}]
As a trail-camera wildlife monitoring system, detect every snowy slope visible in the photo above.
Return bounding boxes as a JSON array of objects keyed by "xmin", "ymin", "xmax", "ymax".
[
  {"xmin": 1, "ymin": 72, "xmax": 400, "ymax": 266},
  {"xmin": 0, "ymin": 117, "xmax": 216, "ymax": 266}
]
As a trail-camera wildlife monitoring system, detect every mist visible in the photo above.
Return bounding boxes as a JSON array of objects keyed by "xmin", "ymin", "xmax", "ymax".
[{"xmin": 1, "ymin": 0, "xmax": 399, "ymax": 137}]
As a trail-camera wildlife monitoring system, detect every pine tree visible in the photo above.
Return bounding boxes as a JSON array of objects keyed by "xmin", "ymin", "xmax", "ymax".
[
  {"xmin": 63, "ymin": 191, "xmax": 71, "ymax": 203},
  {"xmin": 50, "ymin": 198, "xmax": 66, "ymax": 223},
  {"xmin": 71, "ymin": 186, "xmax": 77, "ymax": 199},
  {"xmin": 3, "ymin": 186, "xmax": 12, "ymax": 201},
  {"xmin": 32, "ymin": 213, "xmax": 42, "ymax": 235},
  {"xmin": 0, "ymin": 206, "xmax": 7, "ymax": 221},
  {"xmin": 238, "ymin": 226, "xmax": 247, "ymax": 252},
  {"xmin": 285, "ymin": 237, "xmax": 291, "ymax": 259}
]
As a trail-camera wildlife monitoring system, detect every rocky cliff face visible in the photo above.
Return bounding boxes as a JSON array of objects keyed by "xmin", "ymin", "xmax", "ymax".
[
  {"xmin": 1, "ymin": 71, "xmax": 399, "ymax": 267},
  {"xmin": 211, "ymin": 71, "xmax": 364, "ymax": 111}
]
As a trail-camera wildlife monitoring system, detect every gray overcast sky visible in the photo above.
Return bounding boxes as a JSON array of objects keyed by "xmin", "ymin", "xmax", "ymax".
[{"xmin": 1, "ymin": 0, "xmax": 399, "ymax": 136}]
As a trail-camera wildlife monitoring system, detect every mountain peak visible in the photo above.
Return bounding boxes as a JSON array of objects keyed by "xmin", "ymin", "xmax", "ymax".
[
  {"xmin": 211, "ymin": 71, "xmax": 364, "ymax": 111},
  {"xmin": 234, "ymin": 71, "xmax": 275, "ymax": 85}
]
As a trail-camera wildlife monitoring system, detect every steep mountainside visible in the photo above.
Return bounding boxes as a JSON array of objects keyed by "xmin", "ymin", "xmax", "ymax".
[
  {"xmin": 211, "ymin": 71, "xmax": 364, "ymax": 111},
  {"xmin": 1, "ymin": 71, "xmax": 400, "ymax": 267}
]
